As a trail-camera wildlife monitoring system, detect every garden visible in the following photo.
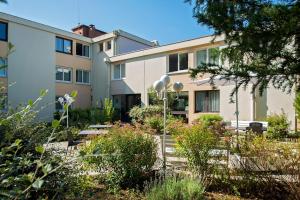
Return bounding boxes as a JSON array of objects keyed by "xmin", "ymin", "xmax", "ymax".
[{"xmin": 1, "ymin": 90, "xmax": 300, "ymax": 200}]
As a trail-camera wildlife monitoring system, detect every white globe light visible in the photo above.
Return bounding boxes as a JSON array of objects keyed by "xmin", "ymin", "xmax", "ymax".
[
  {"xmin": 58, "ymin": 97, "xmax": 64, "ymax": 105},
  {"xmin": 173, "ymin": 82, "xmax": 183, "ymax": 92},
  {"xmin": 160, "ymin": 75, "xmax": 170, "ymax": 86},
  {"xmin": 153, "ymin": 80, "xmax": 164, "ymax": 92}
]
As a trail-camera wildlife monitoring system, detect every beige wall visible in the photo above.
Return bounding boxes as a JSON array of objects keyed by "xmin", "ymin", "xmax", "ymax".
[
  {"xmin": 8, "ymin": 21, "xmax": 56, "ymax": 121},
  {"xmin": 266, "ymin": 85, "xmax": 296, "ymax": 129},
  {"xmin": 55, "ymin": 36, "xmax": 92, "ymax": 109}
]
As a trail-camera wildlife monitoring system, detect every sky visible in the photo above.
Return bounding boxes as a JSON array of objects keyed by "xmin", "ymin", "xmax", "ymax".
[{"xmin": 0, "ymin": 0, "xmax": 212, "ymax": 45}]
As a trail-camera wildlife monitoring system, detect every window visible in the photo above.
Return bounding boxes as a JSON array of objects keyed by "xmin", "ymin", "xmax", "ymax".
[
  {"xmin": 56, "ymin": 37, "xmax": 72, "ymax": 54},
  {"xmin": 168, "ymin": 53, "xmax": 188, "ymax": 72},
  {"xmin": 99, "ymin": 43, "xmax": 104, "ymax": 52},
  {"xmin": 195, "ymin": 90, "xmax": 220, "ymax": 112},
  {"xmin": 196, "ymin": 48, "xmax": 220, "ymax": 67},
  {"xmin": 0, "ymin": 22, "xmax": 8, "ymax": 41},
  {"xmin": 0, "ymin": 93, "xmax": 7, "ymax": 111},
  {"xmin": 0, "ymin": 58, "xmax": 7, "ymax": 77},
  {"xmin": 76, "ymin": 69, "xmax": 90, "ymax": 84},
  {"xmin": 56, "ymin": 67, "xmax": 72, "ymax": 82},
  {"xmin": 112, "ymin": 63, "xmax": 125, "ymax": 80},
  {"xmin": 106, "ymin": 40, "xmax": 111, "ymax": 50},
  {"xmin": 76, "ymin": 43, "xmax": 90, "ymax": 57},
  {"xmin": 171, "ymin": 91, "xmax": 189, "ymax": 111},
  {"xmin": 196, "ymin": 49, "xmax": 207, "ymax": 66}
]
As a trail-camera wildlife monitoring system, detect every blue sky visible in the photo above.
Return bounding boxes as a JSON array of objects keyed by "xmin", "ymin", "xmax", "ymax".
[{"xmin": 0, "ymin": 0, "xmax": 212, "ymax": 44}]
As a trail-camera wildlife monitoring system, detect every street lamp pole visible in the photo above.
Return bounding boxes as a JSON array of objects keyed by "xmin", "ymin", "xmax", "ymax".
[{"xmin": 153, "ymin": 75, "xmax": 183, "ymax": 173}]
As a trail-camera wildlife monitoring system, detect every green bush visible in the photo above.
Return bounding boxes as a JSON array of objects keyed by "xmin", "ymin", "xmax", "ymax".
[
  {"xmin": 266, "ymin": 113, "xmax": 289, "ymax": 139},
  {"xmin": 129, "ymin": 105, "xmax": 164, "ymax": 123},
  {"xmin": 0, "ymin": 91, "xmax": 89, "ymax": 199},
  {"xmin": 145, "ymin": 177, "xmax": 205, "ymax": 200},
  {"xmin": 103, "ymin": 98, "xmax": 114, "ymax": 123},
  {"xmin": 80, "ymin": 124, "xmax": 157, "ymax": 192},
  {"xmin": 197, "ymin": 114, "xmax": 223, "ymax": 126},
  {"xmin": 175, "ymin": 124, "xmax": 217, "ymax": 185},
  {"xmin": 145, "ymin": 116, "xmax": 164, "ymax": 133}
]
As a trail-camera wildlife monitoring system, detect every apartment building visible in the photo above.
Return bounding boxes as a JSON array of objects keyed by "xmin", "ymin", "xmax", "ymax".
[
  {"xmin": 0, "ymin": 12, "xmax": 297, "ymax": 129},
  {"xmin": 0, "ymin": 12, "xmax": 155, "ymax": 121},
  {"xmin": 109, "ymin": 35, "xmax": 297, "ymax": 128}
]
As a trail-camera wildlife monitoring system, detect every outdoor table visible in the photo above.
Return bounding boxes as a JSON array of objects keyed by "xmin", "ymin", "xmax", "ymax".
[{"xmin": 88, "ymin": 124, "xmax": 112, "ymax": 129}]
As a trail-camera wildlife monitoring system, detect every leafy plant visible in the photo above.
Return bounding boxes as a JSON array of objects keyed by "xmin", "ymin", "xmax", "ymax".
[
  {"xmin": 81, "ymin": 124, "xmax": 157, "ymax": 192},
  {"xmin": 144, "ymin": 116, "xmax": 164, "ymax": 133},
  {"xmin": 197, "ymin": 114, "xmax": 223, "ymax": 127},
  {"xmin": 175, "ymin": 124, "xmax": 217, "ymax": 186},
  {"xmin": 145, "ymin": 176, "xmax": 205, "ymax": 200},
  {"xmin": 103, "ymin": 98, "xmax": 114, "ymax": 123},
  {"xmin": 129, "ymin": 105, "xmax": 164, "ymax": 123},
  {"xmin": 266, "ymin": 113, "xmax": 289, "ymax": 139}
]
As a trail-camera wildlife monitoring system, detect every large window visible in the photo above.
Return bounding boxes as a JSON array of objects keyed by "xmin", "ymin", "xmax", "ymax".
[
  {"xmin": 76, "ymin": 69, "xmax": 90, "ymax": 84},
  {"xmin": 76, "ymin": 43, "xmax": 90, "ymax": 57},
  {"xmin": 56, "ymin": 37, "xmax": 72, "ymax": 54},
  {"xmin": 56, "ymin": 67, "xmax": 72, "ymax": 82},
  {"xmin": 195, "ymin": 90, "xmax": 220, "ymax": 113},
  {"xmin": 112, "ymin": 63, "xmax": 125, "ymax": 80},
  {"xmin": 0, "ymin": 22, "xmax": 8, "ymax": 41},
  {"xmin": 0, "ymin": 58, "xmax": 7, "ymax": 77},
  {"xmin": 196, "ymin": 48, "xmax": 220, "ymax": 67},
  {"xmin": 168, "ymin": 53, "xmax": 188, "ymax": 72},
  {"xmin": 171, "ymin": 91, "xmax": 189, "ymax": 111}
]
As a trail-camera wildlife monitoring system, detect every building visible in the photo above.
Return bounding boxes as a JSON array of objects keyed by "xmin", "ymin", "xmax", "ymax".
[{"xmin": 0, "ymin": 12, "xmax": 297, "ymax": 129}]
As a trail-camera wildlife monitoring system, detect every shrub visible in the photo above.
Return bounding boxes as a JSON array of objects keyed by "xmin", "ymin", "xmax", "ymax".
[
  {"xmin": 144, "ymin": 116, "xmax": 164, "ymax": 133},
  {"xmin": 175, "ymin": 124, "xmax": 217, "ymax": 185},
  {"xmin": 129, "ymin": 105, "xmax": 164, "ymax": 123},
  {"xmin": 197, "ymin": 114, "xmax": 226, "ymax": 136},
  {"xmin": 80, "ymin": 124, "xmax": 157, "ymax": 192},
  {"xmin": 266, "ymin": 113, "xmax": 289, "ymax": 139},
  {"xmin": 145, "ymin": 176, "xmax": 205, "ymax": 200},
  {"xmin": 103, "ymin": 98, "xmax": 114, "ymax": 123},
  {"xmin": 0, "ymin": 91, "xmax": 89, "ymax": 199},
  {"xmin": 198, "ymin": 114, "xmax": 223, "ymax": 126}
]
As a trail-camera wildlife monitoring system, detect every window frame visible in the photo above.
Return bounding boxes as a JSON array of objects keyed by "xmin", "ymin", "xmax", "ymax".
[
  {"xmin": 76, "ymin": 42, "xmax": 90, "ymax": 58},
  {"xmin": 76, "ymin": 69, "xmax": 91, "ymax": 84},
  {"xmin": 112, "ymin": 63, "xmax": 126, "ymax": 80},
  {"xmin": 194, "ymin": 90, "xmax": 220, "ymax": 113},
  {"xmin": 0, "ymin": 21, "xmax": 8, "ymax": 42},
  {"xmin": 99, "ymin": 43, "xmax": 104, "ymax": 52},
  {"xmin": 106, "ymin": 40, "xmax": 112, "ymax": 51},
  {"xmin": 55, "ymin": 36, "xmax": 73, "ymax": 55},
  {"xmin": 168, "ymin": 52, "xmax": 189, "ymax": 73},
  {"xmin": 0, "ymin": 58, "xmax": 7, "ymax": 77},
  {"xmin": 56, "ymin": 66, "xmax": 72, "ymax": 83},
  {"xmin": 196, "ymin": 47, "xmax": 220, "ymax": 67}
]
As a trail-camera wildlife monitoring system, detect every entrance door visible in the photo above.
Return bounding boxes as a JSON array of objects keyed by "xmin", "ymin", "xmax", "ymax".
[
  {"xmin": 113, "ymin": 94, "xmax": 141, "ymax": 122},
  {"xmin": 124, "ymin": 94, "xmax": 141, "ymax": 122}
]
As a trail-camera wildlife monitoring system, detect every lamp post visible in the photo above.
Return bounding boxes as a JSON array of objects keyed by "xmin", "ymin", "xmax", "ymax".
[
  {"xmin": 58, "ymin": 94, "xmax": 75, "ymax": 128},
  {"xmin": 153, "ymin": 75, "xmax": 183, "ymax": 172}
]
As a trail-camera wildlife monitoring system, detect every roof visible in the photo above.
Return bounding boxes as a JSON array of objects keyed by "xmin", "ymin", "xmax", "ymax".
[
  {"xmin": 0, "ymin": 12, "xmax": 156, "ymax": 46},
  {"xmin": 0, "ymin": 12, "xmax": 93, "ymax": 43},
  {"xmin": 109, "ymin": 34, "xmax": 225, "ymax": 62}
]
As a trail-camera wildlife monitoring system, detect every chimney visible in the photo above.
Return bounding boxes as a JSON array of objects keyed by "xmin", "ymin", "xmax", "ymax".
[{"xmin": 72, "ymin": 24, "xmax": 107, "ymax": 38}]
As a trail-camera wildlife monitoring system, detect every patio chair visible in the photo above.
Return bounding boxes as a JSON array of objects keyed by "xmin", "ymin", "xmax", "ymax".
[{"xmin": 246, "ymin": 122, "xmax": 263, "ymax": 135}]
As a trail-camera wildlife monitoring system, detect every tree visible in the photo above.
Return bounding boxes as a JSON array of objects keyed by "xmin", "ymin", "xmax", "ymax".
[{"xmin": 186, "ymin": 0, "xmax": 300, "ymax": 94}]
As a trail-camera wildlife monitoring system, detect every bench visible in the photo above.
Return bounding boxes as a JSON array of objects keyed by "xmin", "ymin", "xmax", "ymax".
[{"xmin": 231, "ymin": 121, "xmax": 268, "ymax": 131}]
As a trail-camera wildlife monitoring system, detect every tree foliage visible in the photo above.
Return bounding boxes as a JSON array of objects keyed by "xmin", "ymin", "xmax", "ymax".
[{"xmin": 186, "ymin": 0, "xmax": 300, "ymax": 93}]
